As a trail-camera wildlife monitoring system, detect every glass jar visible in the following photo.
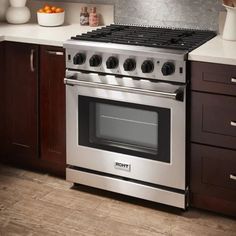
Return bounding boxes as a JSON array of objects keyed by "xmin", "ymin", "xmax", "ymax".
[
  {"xmin": 80, "ymin": 7, "xmax": 89, "ymax": 26},
  {"xmin": 89, "ymin": 7, "xmax": 99, "ymax": 27}
]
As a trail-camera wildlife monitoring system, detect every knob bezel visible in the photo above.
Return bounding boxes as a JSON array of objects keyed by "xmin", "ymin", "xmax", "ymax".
[
  {"xmin": 161, "ymin": 62, "xmax": 175, "ymax": 76},
  {"xmin": 106, "ymin": 56, "xmax": 119, "ymax": 69},
  {"xmin": 89, "ymin": 55, "xmax": 102, "ymax": 67},
  {"xmin": 123, "ymin": 58, "xmax": 136, "ymax": 72},
  {"xmin": 141, "ymin": 60, "xmax": 154, "ymax": 74},
  {"xmin": 73, "ymin": 53, "xmax": 86, "ymax": 65}
]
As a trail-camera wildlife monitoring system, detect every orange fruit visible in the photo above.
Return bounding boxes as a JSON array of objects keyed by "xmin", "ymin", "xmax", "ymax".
[
  {"xmin": 44, "ymin": 5, "xmax": 51, "ymax": 12},
  {"xmin": 37, "ymin": 8, "xmax": 44, "ymax": 13},
  {"xmin": 55, "ymin": 8, "xmax": 64, "ymax": 13},
  {"xmin": 45, "ymin": 9, "xmax": 53, "ymax": 14},
  {"xmin": 51, "ymin": 6, "xmax": 57, "ymax": 12}
]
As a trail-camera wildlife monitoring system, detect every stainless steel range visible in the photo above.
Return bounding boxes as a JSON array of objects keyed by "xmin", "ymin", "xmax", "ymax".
[{"xmin": 64, "ymin": 25, "xmax": 216, "ymax": 209}]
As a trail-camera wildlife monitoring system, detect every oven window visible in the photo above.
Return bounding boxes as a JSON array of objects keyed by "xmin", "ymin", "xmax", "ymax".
[
  {"xmin": 79, "ymin": 96, "xmax": 170, "ymax": 163},
  {"xmin": 94, "ymin": 103, "xmax": 158, "ymax": 154}
]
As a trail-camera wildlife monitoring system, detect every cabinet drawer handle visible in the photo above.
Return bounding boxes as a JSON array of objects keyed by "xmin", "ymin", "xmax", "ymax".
[
  {"xmin": 230, "ymin": 121, "xmax": 236, "ymax": 127},
  {"xmin": 231, "ymin": 78, "xmax": 236, "ymax": 83},
  {"xmin": 30, "ymin": 49, "xmax": 35, "ymax": 72},
  {"xmin": 47, "ymin": 50, "xmax": 64, "ymax": 56},
  {"xmin": 230, "ymin": 174, "xmax": 236, "ymax": 181}
]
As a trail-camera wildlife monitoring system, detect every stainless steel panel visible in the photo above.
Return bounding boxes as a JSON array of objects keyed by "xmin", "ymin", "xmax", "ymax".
[
  {"xmin": 66, "ymin": 168, "xmax": 186, "ymax": 209},
  {"xmin": 63, "ymin": 40, "xmax": 187, "ymax": 59},
  {"xmin": 65, "ymin": 73, "xmax": 186, "ymax": 190},
  {"xmin": 64, "ymin": 42, "xmax": 186, "ymax": 83},
  {"xmin": 65, "ymin": 71, "xmax": 185, "ymax": 101}
]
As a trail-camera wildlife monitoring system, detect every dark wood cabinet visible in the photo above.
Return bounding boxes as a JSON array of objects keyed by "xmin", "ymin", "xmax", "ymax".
[
  {"xmin": 191, "ymin": 61, "xmax": 236, "ymax": 96},
  {"xmin": 190, "ymin": 61, "xmax": 236, "ymax": 217},
  {"xmin": 1, "ymin": 42, "xmax": 66, "ymax": 177},
  {"xmin": 0, "ymin": 43, "xmax": 5, "ymax": 155},
  {"xmin": 191, "ymin": 144, "xmax": 236, "ymax": 216},
  {"xmin": 4, "ymin": 42, "xmax": 39, "ymax": 159},
  {"xmin": 40, "ymin": 46, "xmax": 66, "ymax": 166},
  {"xmin": 191, "ymin": 92, "xmax": 236, "ymax": 150}
]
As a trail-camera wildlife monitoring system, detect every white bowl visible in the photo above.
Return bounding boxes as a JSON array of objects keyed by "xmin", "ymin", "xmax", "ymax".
[{"xmin": 37, "ymin": 12, "xmax": 65, "ymax": 27}]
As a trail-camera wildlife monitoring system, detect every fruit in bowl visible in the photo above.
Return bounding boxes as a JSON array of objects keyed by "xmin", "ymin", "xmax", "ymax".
[{"xmin": 37, "ymin": 5, "xmax": 65, "ymax": 27}]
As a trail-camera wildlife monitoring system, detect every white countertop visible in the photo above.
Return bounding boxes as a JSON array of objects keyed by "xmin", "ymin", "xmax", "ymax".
[
  {"xmin": 0, "ymin": 23, "xmax": 101, "ymax": 46},
  {"xmin": 189, "ymin": 35, "xmax": 236, "ymax": 66}
]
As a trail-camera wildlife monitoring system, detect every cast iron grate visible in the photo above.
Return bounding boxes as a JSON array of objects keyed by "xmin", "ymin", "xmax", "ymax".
[{"xmin": 71, "ymin": 24, "xmax": 216, "ymax": 51}]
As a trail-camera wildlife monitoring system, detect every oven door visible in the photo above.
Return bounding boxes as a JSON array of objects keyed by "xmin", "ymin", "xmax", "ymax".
[{"xmin": 65, "ymin": 71, "xmax": 186, "ymax": 190}]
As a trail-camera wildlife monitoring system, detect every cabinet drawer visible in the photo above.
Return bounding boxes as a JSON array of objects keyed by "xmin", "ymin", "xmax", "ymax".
[
  {"xmin": 191, "ymin": 143, "xmax": 236, "ymax": 202},
  {"xmin": 191, "ymin": 61, "xmax": 236, "ymax": 96},
  {"xmin": 191, "ymin": 92, "xmax": 236, "ymax": 150}
]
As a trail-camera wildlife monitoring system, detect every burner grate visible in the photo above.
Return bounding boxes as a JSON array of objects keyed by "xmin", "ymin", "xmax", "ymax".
[{"xmin": 71, "ymin": 24, "xmax": 216, "ymax": 51}]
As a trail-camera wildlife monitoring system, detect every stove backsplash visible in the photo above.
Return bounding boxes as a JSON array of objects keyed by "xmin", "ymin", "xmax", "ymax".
[{"xmin": 40, "ymin": 0, "xmax": 223, "ymax": 31}]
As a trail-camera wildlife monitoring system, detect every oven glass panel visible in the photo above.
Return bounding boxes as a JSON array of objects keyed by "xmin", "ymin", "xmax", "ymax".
[
  {"xmin": 79, "ymin": 96, "xmax": 170, "ymax": 163},
  {"xmin": 95, "ymin": 103, "xmax": 158, "ymax": 154}
]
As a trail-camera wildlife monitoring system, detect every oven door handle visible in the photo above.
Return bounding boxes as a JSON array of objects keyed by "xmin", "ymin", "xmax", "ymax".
[{"xmin": 64, "ymin": 78, "xmax": 184, "ymax": 101}]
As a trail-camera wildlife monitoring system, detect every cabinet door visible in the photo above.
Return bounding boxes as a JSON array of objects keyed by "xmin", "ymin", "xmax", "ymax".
[
  {"xmin": 191, "ymin": 61, "xmax": 236, "ymax": 96},
  {"xmin": 5, "ymin": 42, "xmax": 39, "ymax": 159},
  {"xmin": 40, "ymin": 46, "xmax": 66, "ymax": 166},
  {"xmin": 190, "ymin": 143, "xmax": 236, "ymax": 216},
  {"xmin": 191, "ymin": 91, "xmax": 236, "ymax": 150}
]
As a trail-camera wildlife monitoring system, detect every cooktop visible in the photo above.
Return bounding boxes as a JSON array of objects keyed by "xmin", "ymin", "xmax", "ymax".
[{"xmin": 71, "ymin": 24, "xmax": 216, "ymax": 51}]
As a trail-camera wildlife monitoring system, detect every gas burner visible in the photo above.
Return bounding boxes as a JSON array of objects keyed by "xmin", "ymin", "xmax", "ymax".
[{"xmin": 71, "ymin": 24, "xmax": 216, "ymax": 51}]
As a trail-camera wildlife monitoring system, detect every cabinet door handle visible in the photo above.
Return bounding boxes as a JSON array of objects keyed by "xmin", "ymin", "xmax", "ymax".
[
  {"xmin": 47, "ymin": 50, "xmax": 64, "ymax": 56},
  {"xmin": 230, "ymin": 121, "xmax": 236, "ymax": 127},
  {"xmin": 230, "ymin": 174, "xmax": 236, "ymax": 181},
  {"xmin": 231, "ymin": 77, "xmax": 236, "ymax": 83},
  {"xmin": 30, "ymin": 49, "xmax": 35, "ymax": 72}
]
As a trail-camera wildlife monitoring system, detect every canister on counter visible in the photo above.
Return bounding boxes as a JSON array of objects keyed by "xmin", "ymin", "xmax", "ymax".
[
  {"xmin": 80, "ymin": 6, "xmax": 89, "ymax": 26},
  {"xmin": 89, "ymin": 7, "xmax": 99, "ymax": 27}
]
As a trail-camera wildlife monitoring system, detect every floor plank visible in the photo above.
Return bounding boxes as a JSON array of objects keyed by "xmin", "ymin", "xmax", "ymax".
[{"xmin": 0, "ymin": 164, "xmax": 235, "ymax": 236}]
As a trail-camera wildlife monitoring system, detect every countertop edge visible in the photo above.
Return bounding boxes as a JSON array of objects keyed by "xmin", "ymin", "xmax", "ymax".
[
  {"xmin": 188, "ymin": 54, "xmax": 236, "ymax": 66},
  {"xmin": 3, "ymin": 36, "xmax": 63, "ymax": 47},
  {"xmin": 188, "ymin": 35, "xmax": 236, "ymax": 66}
]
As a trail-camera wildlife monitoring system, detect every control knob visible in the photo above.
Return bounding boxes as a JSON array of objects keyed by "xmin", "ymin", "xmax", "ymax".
[
  {"xmin": 141, "ymin": 60, "xmax": 154, "ymax": 73},
  {"xmin": 73, "ymin": 53, "xmax": 86, "ymax": 65},
  {"xmin": 123, "ymin": 58, "xmax": 136, "ymax": 71},
  {"xmin": 89, "ymin": 55, "xmax": 102, "ymax": 67},
  {"xmin": 161, "ymin": 62, "xmax": 175, "ymax": 76},
  {"xmin": 106, "ymin": 56, "xmax": 119, "ymax": 69}
]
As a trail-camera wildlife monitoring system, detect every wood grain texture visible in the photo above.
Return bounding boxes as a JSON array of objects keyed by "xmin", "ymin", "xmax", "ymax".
[
  {"xmin": 191, "ymin": 61, "xmax": 236, "ymax": 96},
  {"xmin": 1, "ymin": 43, "xmax": 66, "ymax": 177},
  {"xmin": 191, "ymin": 91, "xmax": 236, "ymax": 150},
  {"xmin": 190, "ymin": 61, "xmax": 236, "ymax": 217},
  {"xmin": 39, "ymin": 46, "xmax": 66, "ymax": 166},
  {"xmin": 0, "ymin": 164, "xmax": 235, "ymax": 236},
  {"xmin": 190, "ymin": 143, "xmax": 236, "ymax": 216},
  {"xmin": 4, "ymin": 42, "xmax": 39, "ymax": 160}
]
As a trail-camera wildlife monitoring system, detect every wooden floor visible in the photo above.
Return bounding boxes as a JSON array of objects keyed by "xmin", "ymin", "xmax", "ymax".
[{"xmin": 0, "ymin": 164, "xmax": 235, "ymax": 236}]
